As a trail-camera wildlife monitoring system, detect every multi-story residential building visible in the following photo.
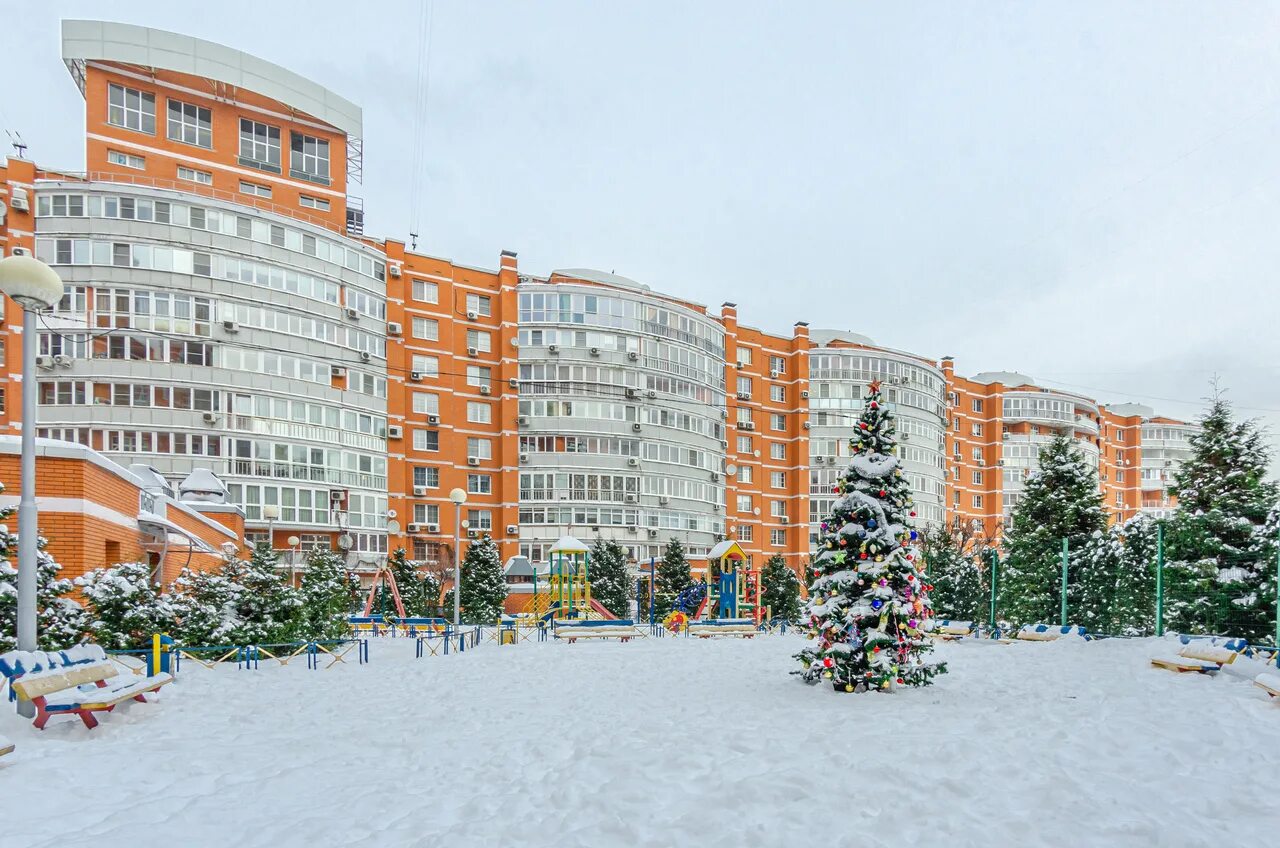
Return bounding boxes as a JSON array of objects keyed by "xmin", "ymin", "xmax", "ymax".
[{"xmin": 0, "ymin": 20, "xmax": 1198, "ymax": 584}]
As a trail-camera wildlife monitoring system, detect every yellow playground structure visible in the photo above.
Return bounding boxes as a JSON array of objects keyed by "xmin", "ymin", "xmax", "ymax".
[{"xmin": 521, "ymin": 535, "xmax": 617, "ymax": 623}]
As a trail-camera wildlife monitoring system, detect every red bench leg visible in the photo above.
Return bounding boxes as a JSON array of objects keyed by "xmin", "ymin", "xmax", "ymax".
[
  {"xmin": 32, "ymin": 697, "xmax": 53, "ymax": 730},
  {"xmin": 77, "ymin": 709, "xmax": 99, "ymax": 730},
  {"xmin": 133, "ymin": 693, "xmax": 148, "ymax": 703}
]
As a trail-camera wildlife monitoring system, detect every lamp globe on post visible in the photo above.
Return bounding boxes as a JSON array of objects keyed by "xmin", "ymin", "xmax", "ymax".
[
  {"xmin": 0, "ymin": 256, "xmax": 64, "ymax": 719},
  {"xmin": 449, "ymin": 487, "xmax": 468, "ymax": 626}
]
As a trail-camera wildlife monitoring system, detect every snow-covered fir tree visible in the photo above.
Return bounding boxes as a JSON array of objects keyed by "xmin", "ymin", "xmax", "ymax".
[
  {"xmin": 385, "ymin": 547, "xmax": 440, "ymax": 618},
  {"xmin": 589, "ymin": 537, "xmax": 633, "ymax": 618},
  {"xmin": 0, "ymin": 487, "xmax": 87, "ymax": 651},
  {"xmin": 77, "ymin": 561, "xmax": 176, "ymax": 648},
  {"xmin": 298, "ymin": 545, "xmax": 359, "ymax": 639},
  {"xmin": 653, "ymin": 538, "xmax": 693, "ymax": 618},
  {"xmin": 1111, "ymin": 514, "xmax": 1159, "ymax": 635},
  {"xmin": 169, "ymin": 561, "xmax": 242, "ymax": 646},
  {"xmin": 920, "ymin": 521, "xmax": 992, "ymax": 622},
  {"xmin": 1000, "ymin": 434, "xmax": 1108, "ymax": 627},
  {"xmin": 1165, "ymin": 395, "xmax": 1279, "ymax": 639},
  {"xmin": 225, "ymin": 543, "xmax": 301, "ymax": 644},
  {"xmin": 455, "ymin": 535, "xmax": 507, "ymax": 623},
  {"xmin": 796, "ymin": 381, "xmax": 944, "ymax": 693},
  {"xmin": 760, "ymin": 555, "xmax": 802, "ymax": 622}
]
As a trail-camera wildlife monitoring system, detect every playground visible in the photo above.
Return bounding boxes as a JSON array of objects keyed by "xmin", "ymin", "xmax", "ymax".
[{"xmin": 3, "ymin": 634, "xmax": 1278, "ymax": 847}]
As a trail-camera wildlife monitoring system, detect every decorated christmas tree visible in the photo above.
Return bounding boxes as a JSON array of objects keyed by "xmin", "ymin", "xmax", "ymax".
[{"xmin": 795, "ymin": 381, "xmax": 946, "ymax": 692}]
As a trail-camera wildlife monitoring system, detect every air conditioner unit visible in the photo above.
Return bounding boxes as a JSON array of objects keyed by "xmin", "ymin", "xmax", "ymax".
[
  {"xmin": 479, "ymin": 385, "xmax": 492, "ymax": 395},
  {"xmin": 426, "ymin": 524, "xmax": 440, "ymax": 533},
  {"xmin": 10, "ymin": 247, "xmax": 32, "ymax": 257},
  {"xmin": 901, "ymin": 432, "xmax": 911, "ymax": 441},
  {"xmin": 590, "ymin": 347, "xmax": 600, "ymax": 356},
  {"xmin": 413, "ymin": 486, "xmax": 427, "ymax": 496},
  {"xmin": 1164, "ymin": 460, "xmax": 1172, "ymax": 467},
  {"xmin": 222, "ymin": 320, "xmax": 239, "ymax": 333},
  {"xmin": 508, "ymin": 377, "xmax": 519, "ymax": 389},
  {"xmin": 770, "ymin": 370, "xmax": 780, "ymax": 379},
  {"xmin": 736, "ymin": 391, "xmax": 750, "ymax": 400},
  {"xmin": 658, "ymin": 496, "xmax": 669, "ymax": 505},
  {"xmin": 709, "ymin": 472, "xmax": 719, "ymax": 481},
  {"xmin": 519, "ymin": 453, "xmax": 529, "ymax": 463},
  {"xmin": 345, "ymin": 307, "xmax": 359, "ymax": 320},
  {"xmin": 387, "ymin": 321, "xmax": 402, "ymax": 336},
  {"xmin": 628, "ymin": 457, "xmax": 640, "ymax": 467},
  {"xmin": 202, "ymin": 412, "xmax": 218, "ymax": 424},
  {"xmin": 468, "ymin": 457, "xmax": 480, "ymax": 466},
  {"xmin": 720, "ymin": 439, "xmax": 728, "ymax": 449},
  {"xmin": 517, "ymin": 415, "xmax": 529, "ymax": 426},
  {"xmin": 466, "ymin": 310, "xmax": 479, "ymax": 320},
  {"xmin": 331, "ymin": 365, "xmax": 346, "ymax": 377},
  {"xmin": 35, "ymin": 355, "xmax": 54, "ymax": 369},
  {"xmin": 506, "ymin": 524, "xmax": 518, "ymax": 535},
  {"xmin": 427, "ymin": 414, "xmax": 440, "ymax": 425},
  {"xmin": 407, "ymin": 523, "xmax": 422, "ymax": 533},
  {"xmin": 996, "ymin": 459, "xmax": 1004, "ymax": 466},
  {"xmin": 52, "ymin": 354, "xmax": 72, "ymax": 368},
  {"xmin": 1002, "ymin": 432, "xmax": 1009, "ymax": 440},
  {"xmin": 738, "ymin": 422, "xmax": 755, "ymax": 431},
  {"xmin": 977, "ymin": 458, "xmax": 986, "ymax": 467},
  {"xmin": 625, "ymin": 388, "xmax": 638, "ymax": 399},
  {"xmin": 388, "ymin": 425, "xmax": 403, "ymax": 439},
  {"xmin": 467, "ymin": 347, "xmax": 478, "ymax": 357},
  {"xmin": 389, "ymin": 264, "xmax": 402, "ymax": 278},
  {"xmin": 646, "ymin": 390, "xmax": 657, "ymax": 399},
  {"xmin": 801, "ymin": 390, "xmax": 809, "ymax": 399},
  {"xmin": 713, "ymin": 504, "xmax": 721, "ymax": 512},
  {"xmin": 632, "ymin": 423, "xmax": 642, "ymax": 432},
  {"xmin": 625, "ymin": 494, "xmax": 638, "ymax": 504},
  {"xmin": 9, "ymin": 187, "xmax": 29, "ymax": 212},
  {"xmin": 780, "ymin": 516, "xmax": 789, "ymax": 524},
  {"xmin": 648, "ymin": 529, "xmax": 658, "ymax": 537},
  {"xmin": 803, "ymin": 422, "xmax": 810, "ymax": 429},
  {"xmin": 360, "ymin": 351, "xmax": 372, "ymax": 363},
  {"xmin": 628, "ymin": 525, "xmax": 638, "ymax": 533},
  {"xmin": 548, "ymin": 344, "xmax": 559, "ymax": 354},
  {"xmin": 627, "ymin": 351, "xmax": 639, "ymax": 361}
]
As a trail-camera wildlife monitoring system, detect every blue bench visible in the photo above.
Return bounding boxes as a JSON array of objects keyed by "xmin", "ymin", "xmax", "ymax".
[
  {"xmin": 935, "ymin": 620, "xmax": 976, "ymax": 640},
  {"xmin": 1016, "ymin": 624, "xmax": 1089, "ymax": 641}
]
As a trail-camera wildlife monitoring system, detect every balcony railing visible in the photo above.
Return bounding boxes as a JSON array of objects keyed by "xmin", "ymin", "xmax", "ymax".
[{"xmin": 228, "ymin": 459, "xmax": 385, "ymax": 491}]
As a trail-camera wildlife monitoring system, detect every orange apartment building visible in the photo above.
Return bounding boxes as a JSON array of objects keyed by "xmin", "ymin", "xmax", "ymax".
[{"xmin": 0, "ymin": 20, "xmax": 1196, "ymax": 588}]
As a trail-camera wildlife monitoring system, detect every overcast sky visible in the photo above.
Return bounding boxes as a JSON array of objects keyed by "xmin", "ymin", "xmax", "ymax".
[{"xmin": 5, "ymin": 1, "xmax": 1280, "ymax": 442}]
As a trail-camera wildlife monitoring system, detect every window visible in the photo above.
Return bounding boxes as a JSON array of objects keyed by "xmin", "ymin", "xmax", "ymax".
[
  {"xmin": 771, "ymin": 471, "xmax": 786, "ymax": 489},
  {"xmin": 290, "ymin": 132, "xmax": 330, "ymax": 182},
  {"xmin": 737, "ymin": 436, "xmax": 753, "ymax": 454},
  {"xmin": 770, "ymin": 385, "xmax": 785, "ymax": 403},
  {"xmin": 107, "ymin": 84, "xmax": 155, "ymax": 133},
  {"xmin": 769, "ymin": 355, "xmax": 786, "ymax": 374},
  {"xmin": 411, "ymin": 355, "xmax": 439, "ymax": 377},
  {"xmin": 770, "ymin": 500, "xmax": 786, "ymax": 518},
  {"xmin": 1116, "ymin": 469, "xmax": 1125, "ymax": 483},
  {"xmin": 413, "ymin": 466, "xmax": 439, "ymax": 488},
  {"xmin": 1117, "ymin": 430, "xmax": 1127, "ymax": 443},
  {"xmin": 467, "ymin": 474, "xmax": 492, "ymax": 495},
  {"xmin": 467, "ymin": 438, "xmax": 493, "ymax": 460},
  {"xmin": 972, "ymin": 447, "xmax": 982, "ymax": 462},
  {"xmin": 412, "ymin": 393, "xmax": 439, "ymax": 415},
  {"xmin": 736, "ymin": 347, "xmax": 753, "ymax": 367},
  {"xmin": 466, "ymin": 366, "xmax": 492, "ymax": 388},
  {"xmin": 466, "ymin": 293, "xmax": 492, "ymax": 317},
  {"xmin": 106, "ymin": 150, "xmax": 145, "ymax": 170},
  {"xmin": 738, "ymin": 465, "xmax": 753, "ymax": 484},
  {"xmin": 972, "ymin": 470, "xmax": 983, "ymax": 485},
  {"xmin": 299, "ymin": 195, "xmax": 330, "ymax": 211},
  {"xmin": 770, "ymin": 529, "xmax": 786, "ymax": 547},
  {"xmin": 972, "ymin": 398, "xmax": 984, "ymax": 413},
  {"xmin": 166, "ymin": 99, "xmax": 211, "ymax": 147},
  {"xmin": 467, "ymin": 402, "xmax": 492, "ymax": 424},
  {"xmin": 466, "ymin": 329, "xmax": 492, "ymax": 353},
  {"xmin": 413, "ymin": 430, "xmax": 439, "ymax": 452},
  {"xmin": 412, "ymin": 280, "xmax": 439, "ymax": 303},
  {"xmin": 239, "ymin": 119, "xmax": 281, "ymax": 171},
  {"xmin": 467, "ymin": 509, "xmax": 493, "ymax": 531},
  {"xmin": 770, "ymin": 443, "xmax": 786, "ymax": 461},
  {"xmin": 412, "ymin": 317, "xmax": 439, "ymax": 341},
  {"xmin": 736, "ymin": 495, "xmax": 753, "ymax": 513},
  {"xmin": 736, "ymin": 376, "xmax": 752, "ymax": 397},
  {"xmin": 738, "ymin": 525, "xmax": 754, "ymax": 543},
  {"xmin": 971, "ymin": 423, "xmax": 982, "ymax": 437},
  {"xmin": 239, "ymin": 181, "xmax": 272, "ymax": 198},
  {"xmin": 412, "ymin": 504, "xmax": 440, "ymax": 525},
  {"xmin": 770, "ymin": 413, "xmax": 786, "ymax": 431},
  {"xmin": 972, "ymin": 494, "xmax": 982, "ymax": 509},
  {"xmin": 177, "ymin": 165, "xmax": 212, "ymax": 185}
]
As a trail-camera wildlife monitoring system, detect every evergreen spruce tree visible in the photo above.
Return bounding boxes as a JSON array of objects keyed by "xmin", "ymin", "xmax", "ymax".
[
  {"xmin": 384, "ymin": 547, "xmax": 420, "ymax": 618},
  {"xmin": 298, "ymin": 545, "xmax": 359, "ymax": 639},
  {"xmin": 796, "ymin": 381, "xmax": 944, "ymax": 692},
  {"xmin": 170, "ymin": 562, "xmax": 241, "ymax": 646},
  {"xmin": 920, "ymin": 524, "xmax": 989, "ymax": 622},
  {"xmin": 77, "ymin": 561, "xmax": 176, "ymax": 649},
  {"xmin": 653, "ymin": 538, "xmax": 693, "ymax": 618},
  {"xmin": 589, "ymin": 537, "xmax": 633, "ymax": 619},
  {"xmin": 0, "ymin": 489, "xmax": 87, "ymax": 651},
  {"xmin": 227, "ymin": 543, "xmax": 301, "ymax": 644},
  {"xmin": 1000, "ymin": 435, "xmax": 1108, "ymax": 628},
  {"xmin": 1165, "ymin": 395, "xmax": 1279, "ymax": 639},
  {"xmin": 456, "ymin": 535, "xmax": 507, "ymax": 624},
  {"xmin": 1111, "ymin": 514, "xmax": 1159, "ymax": 635},
  {"xmin": 760, "ymin": 555, "xmax": 802, "ymax": 622}
]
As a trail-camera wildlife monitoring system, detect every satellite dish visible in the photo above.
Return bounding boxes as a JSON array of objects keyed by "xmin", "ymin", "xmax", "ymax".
[
  {"xmin": 386, "ymin": 519, "xmax": 401, "ymax": 535},
  {"xmin": 337, "ymin": 534, "xmax": 353, "ymax": 550}
]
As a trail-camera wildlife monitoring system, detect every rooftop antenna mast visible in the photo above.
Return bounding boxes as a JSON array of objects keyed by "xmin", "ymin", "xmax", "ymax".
[
  {"xmin": 409, "ymin": 231, "xmax": 419, "ymax": 251},
  {"xmin": 6, "ymin": 131, "xmax": 27, "ymax": 158}
]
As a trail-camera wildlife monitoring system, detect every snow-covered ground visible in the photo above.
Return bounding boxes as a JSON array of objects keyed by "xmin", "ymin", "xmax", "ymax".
[{"xmin": 3, "ymin": 634, "xmax": 1278, "ymax": 847}]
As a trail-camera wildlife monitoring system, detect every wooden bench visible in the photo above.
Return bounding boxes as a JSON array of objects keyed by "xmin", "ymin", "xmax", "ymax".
[
  {"xmin": 1, "ymin": 646, "xmax": 171, "ymax": 730},
  {"xmin": 553, "ymin": 621, "xmax": 640, "ymax": 643},
  {"xmin": 0, "ymin": 733, "xmax": 13, "ymax": 758},
  {"xmin": 687, "ymin": 619, "xmax": 758, "ymax": 639},
  {"xmin": 1016, "ymin": 624, "xmax": 1089, "ymax": 642},
  {"xmin": 1150, "ymin": 639, "xmax": 1248, "ymax": 674},
  {"xmin": 1255, "ymin": 672, "xmax": 1280, "ymax": 699},
  {"xmin": 934, "ymin": 620, "xmax": 976, "ymax": 640}
]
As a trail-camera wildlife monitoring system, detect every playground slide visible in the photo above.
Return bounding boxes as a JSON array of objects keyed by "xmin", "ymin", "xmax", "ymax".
[
  {"xmin": 587, "ymin": 599, "xmax": 617, "ymax": 620},
  {"xmin": 693, "ymin": 596, "xmax": 710, "ymax": 621}
]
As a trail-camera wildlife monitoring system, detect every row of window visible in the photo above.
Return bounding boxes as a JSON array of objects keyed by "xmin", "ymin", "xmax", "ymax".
[{"xmin": 518, "ymin": 289, "xmax": 725, "ymax": 357}]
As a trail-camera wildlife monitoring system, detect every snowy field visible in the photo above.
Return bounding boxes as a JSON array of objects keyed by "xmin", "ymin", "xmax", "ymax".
[{"xmin": 3, "ymin": 634, "xmax": 1279, "ymax": 848}]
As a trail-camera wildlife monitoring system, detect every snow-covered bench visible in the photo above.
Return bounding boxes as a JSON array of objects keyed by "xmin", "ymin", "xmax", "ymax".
[
  {"xmin": 1256, "ymin": 672, "xmax": 1280, "ymax": 699},
  {"xmin": 1150, "ymin": 639, "xmax": 1248, "ymax": 674},
  {"xmin": 688, "ymin": 619, "xmax": 758, "ymax": 639},
  {"xmin": 0, "ymin": 733, "xmax": 13, "ymax": 758},
  {"xmin": 552, "ymin": 620, "xmax": 640, "ymax": 643},
  {"xmin": 0, "ymin": 645, "xmax": 171, "ymax": 730},
  {"xmin": 1016, "ymin": 624, "xmax": 1089, "ymax": 642},
  {"xmin": 934, "ymin": 620, "xmax": 976, "ymax": 640}
]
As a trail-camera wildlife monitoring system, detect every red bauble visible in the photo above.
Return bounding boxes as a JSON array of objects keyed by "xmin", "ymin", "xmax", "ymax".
[
  {"xmin": 878, "ymin": 489, "xmax": 886, "ymax": 497},
  {"xmin": 860, "ymin": 422, "xmax": 868, "ymax": 430},
  {"xmin": 896, "ymin": 678, "xmax": 905, "ymax": 685},
  {"xmin": 822, "ymin": 657, "xmax": 833, "ymax": 668},
  {"xmin": 860, "ymin": 552, "xmax": 868, "ymax": 560}
]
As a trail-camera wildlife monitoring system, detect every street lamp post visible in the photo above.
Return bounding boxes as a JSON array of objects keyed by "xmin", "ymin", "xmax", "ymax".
[
  {"xmin": 0, "ymin": 256, "xmax": 66, "ymax": 719},
  {"xmin": 287, "ymin": 534, "xmax": 301, "ymax": 585},
  {"xmin": 262, "ymin": 503, "xmax": 280, "ymax": 551},
  {"xmin": 449, "ymin": 487, "xmax": 467, "ymax": 626}
]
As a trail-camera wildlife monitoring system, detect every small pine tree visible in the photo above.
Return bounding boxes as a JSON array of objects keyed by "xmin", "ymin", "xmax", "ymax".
[
  {"xmin": 456, "ymin": 535, "xmax": 507, "ymax": 624},
  {"xmin": 170, "ymin": 561, "xmax": 243, "ymax": 646},
  {"xmin": 298, "ymin": 545, "xmax": 359, "ymax": 639},
  {"xmin": 760, "ymin": 555, "xmax": 802, "ymax": 622},
  {"xmin": 78, "ymin": 562, "xmax": 176, "ymax": 649},
  {"xmin": 920, "ymin": 524, "xmax": 989, "ymax": 622},
  {"xmin": 589, "ymin": 538, "xmax": 633, "ymax": 618},
  {"xmin": 0, "ymin": 488, "xmax": 87, "ymax": 651},
  {"xmin": 653, "ymin": 538, "xmax": 693, "ymax": 618},
  {"xmin": 1000, "ymin": 434, "xmax": 1109, "ymax": 627},
  {"xmin": 1112, "ymin": 514, "xmax": 1158, "ymax": 635},
  {"xmin": 226, "ymin": 543, "xmax": 301, "ymax": 644}
]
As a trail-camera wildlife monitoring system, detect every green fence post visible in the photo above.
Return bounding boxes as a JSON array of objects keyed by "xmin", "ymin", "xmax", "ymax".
[
  {"xmin": 1155, "ymin": 522, "xmax": 1164, "ymax": 638},
  {"xmin": 1274, "ymin": 526, "xmax": 1279, "ymax": 649},
  {"xmin": 988, "ymin": 549, "xmax": 998, "ymax": 631},
  {"xmin": 1060, "ymin": 537, "xmax": 1069, "ymax": 627}
]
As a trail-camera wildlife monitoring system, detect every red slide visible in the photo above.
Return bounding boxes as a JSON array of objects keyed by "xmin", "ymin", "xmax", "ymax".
[{"xmin": 588, "ymin": 599, "xmax": 618, "ymax": 620}]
